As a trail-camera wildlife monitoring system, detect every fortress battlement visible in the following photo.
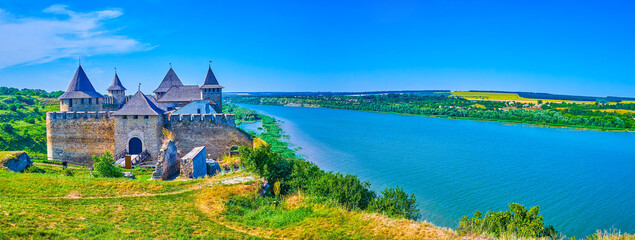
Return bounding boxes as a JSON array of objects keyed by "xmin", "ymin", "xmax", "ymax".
[
  {"xmin": 47, "ymin": 111, "xmax": 114, "ymax": 121},
  {"xmin": 165, "ymin": 113, "xmax": 235, "ymax": 126}
]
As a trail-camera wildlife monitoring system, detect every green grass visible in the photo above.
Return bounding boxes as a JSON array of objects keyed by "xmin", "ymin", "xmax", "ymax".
[
  {"xmin": 0, "ymin": 163, "xmax": 262, "ymax": 239},
  {"xmin": 0, "ymin": 165, "xmax": 201, "ymax": 198},
  {"xmin": 224, "ymin": 193, "xmax": 327, "ymax": 229},
  {"xmin": 0, "ymin": 151, "xmax": 24, "ymax": 163},
  {"xmin": 1, "ymin": 191, "xmax": 258, "ymax": 239}
]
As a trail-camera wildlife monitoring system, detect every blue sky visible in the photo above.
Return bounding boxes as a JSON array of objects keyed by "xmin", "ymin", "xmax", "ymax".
[{"xmin": 0, "ymin": 0, "xmax": 634, "ymax": 96}]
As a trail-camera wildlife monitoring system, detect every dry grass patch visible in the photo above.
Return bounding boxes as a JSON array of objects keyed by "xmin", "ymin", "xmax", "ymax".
[{"xmin": 195, "ymin": 181, "xmax": 462, "ymax": 240}]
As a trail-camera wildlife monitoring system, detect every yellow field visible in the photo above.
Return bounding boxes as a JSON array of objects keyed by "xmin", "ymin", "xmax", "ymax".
[
  {"xmin": 450, "ymin": 92, "xmax": 595, "ymax": 104},
  {"xmin": 597, "ymin": 109, "xmax": 635, "ymax": 114}
]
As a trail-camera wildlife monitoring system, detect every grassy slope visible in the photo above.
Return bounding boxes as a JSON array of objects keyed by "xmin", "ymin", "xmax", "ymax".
[
  {"xmin": 0, "ymin": 167, "xmax": 258, "ymax": 239},
  {"xmin": 0, "ymin": 164, "xmax": 458, "ymax": 239}
]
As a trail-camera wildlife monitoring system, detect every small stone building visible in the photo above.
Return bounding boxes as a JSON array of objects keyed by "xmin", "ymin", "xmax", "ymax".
[
  {"xmin": 180, "ymin": 146, "xmax": 207, "ymax": 179},
  {"xmin": 46, "ymin": 63, "xmax": 251, "ymax": 166}
]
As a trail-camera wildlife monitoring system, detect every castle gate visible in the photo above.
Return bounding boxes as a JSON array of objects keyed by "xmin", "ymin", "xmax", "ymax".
[{"xmin": 129, "ymin": 137, "xmax": 142, "ymax": 154}]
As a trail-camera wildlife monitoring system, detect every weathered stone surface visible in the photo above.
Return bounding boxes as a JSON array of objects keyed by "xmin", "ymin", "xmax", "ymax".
[
  {"xmin": 46, "ymin": 112, "xmax": 115, "ymax": 166},
  {"xmin": 1, "ymin": 152, "xmax": 32, "ymax": 172},
  {"xmin": 47, "ymin": 110, "xmax": 248, "ymax": 169},
  {"xmin": 165, "ymin": 119, "xmax": 251, "ymax": 161},
  {"xmin": 151, "ymin": 141, "xmax": 179, "ymax": 180},
  {"xmin": 180, "ymin": 146, "xmax": 206, "ymax": 179},
  {"xmin": 206, "ymin": 160, "xmax": 221, "ymax": 176},
  {"xmin": 123, "ymin": 172, "xmax": 136, "ymax": 179}
]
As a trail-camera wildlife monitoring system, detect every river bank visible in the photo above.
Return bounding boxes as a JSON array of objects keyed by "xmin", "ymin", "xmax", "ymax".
[{"xmin": 235, "ymin": 103, "xmax": 635, "ymax": 238}]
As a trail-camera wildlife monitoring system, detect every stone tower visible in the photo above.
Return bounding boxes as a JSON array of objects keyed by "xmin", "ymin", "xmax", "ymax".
[
  {"xmin": 112, "ymin": 90, "xmax": 165, "ymax": 159},
  {"xmin": 58, "ymin": 65, "xmax": 103, "ymax": 112},
  {"xmin": 107, "ymin": 70, "xmax": 127, "ymax": 106},
  {"xmin": 154, "ymin": 67, "xmax": 183, "ymax": 100},
  {"xmin": 200, "ymin": 65, "xmax": 224, "ymax": 113}
]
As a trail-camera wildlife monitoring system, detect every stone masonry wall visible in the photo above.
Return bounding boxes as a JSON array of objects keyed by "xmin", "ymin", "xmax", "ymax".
[
  {"xmin": 114, "ymin": 115, "xmax": 163, "ymax": 162},
  {"xmin": 46, "ymin": 111, "xmax": 115, "ymax": 166},
  {"xmin": 180, "ymin": 146, "xmax": 206, "ymax": 179},
  {"xmin": 164, "ymin": 114, "xmax": 251, "ymax": 160}
]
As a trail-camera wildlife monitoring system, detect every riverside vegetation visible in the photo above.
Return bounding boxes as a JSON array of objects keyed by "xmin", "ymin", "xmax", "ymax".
[
  {"xmin": 226, "ymin": 92, "xmax": 635, "ymax": 131},
  {"xmin": 0, "ymin": 86, "xmax": 632, "ymax": 239}
]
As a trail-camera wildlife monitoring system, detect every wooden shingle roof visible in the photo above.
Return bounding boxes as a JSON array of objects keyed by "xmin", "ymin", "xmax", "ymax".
[
  {"xmin": 113, "ymin": 91, "xmax": 165, "ymax": 116},
  {"xmin": 107, "ymin": 72, "xmax": 126, "ymax": 91},
  {"xmin": 154, "ymin": 68, "xmax": 183, "ymax": 94},
  {"xmin": 200, "ymin": 66, "xmax": 223, "ymax": 89},
  {"xmin": 58, "ymin": 65, "xmax": 103, "ymax": 99},
  {"xmin": 156, "ymin": 85, "xmax": 202, "ymax": 103}
]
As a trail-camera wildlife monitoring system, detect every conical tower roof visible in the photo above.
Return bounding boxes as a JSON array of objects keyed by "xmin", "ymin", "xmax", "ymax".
[
  {"xmin": 107, "ymin": 72, "xmax": 126, "ymax": 91},
  {"xmin": 58, "ymin": 65, "xmax": 103, "ymax": 99},
  {"xmin": 113, "ymin": 90, "xmax": 165, "ymax": 116},
  {"xmin": 201, "ymin": 65, "xmax": 223, "ymax": 89},
  {"xmin": 154, "ymin": 68, "xmax": 183, "ymax": 94}
]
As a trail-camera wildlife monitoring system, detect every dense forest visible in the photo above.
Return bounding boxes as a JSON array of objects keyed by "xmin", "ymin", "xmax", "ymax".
[{"xmin": 226, "ymin": 94, "xmax": 635, "ymax": 131}]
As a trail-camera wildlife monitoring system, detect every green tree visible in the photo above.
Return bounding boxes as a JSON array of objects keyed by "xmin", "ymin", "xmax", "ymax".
[
  {"xmin": 368, "ymin": 187, "xmax": 420, "ymax": 220},
  {"xmin": 458, "ymin": 203, "xmax": 559, "ymax": 239},
  {"xmin": 92, "ymin": 151, "xmax": 123, "ymax": 178}
]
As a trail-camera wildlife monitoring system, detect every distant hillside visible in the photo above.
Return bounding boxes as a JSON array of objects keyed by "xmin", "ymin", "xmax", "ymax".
[
  {"xmin": 225, "ymin": 90, "xmax": 450, "ymax": 96},
  {"xmin": 0, "ymin": 87, "xmax": 62, "ymax": 158},
  {"xmin": 227, "ymin": 89, "xmax": 635, "ymax": 103}
]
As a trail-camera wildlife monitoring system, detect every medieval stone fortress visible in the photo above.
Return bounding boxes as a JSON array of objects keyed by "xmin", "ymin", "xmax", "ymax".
[{"xmin": 45, "ymin": 63, "xmax": 251, "ymax": 177}]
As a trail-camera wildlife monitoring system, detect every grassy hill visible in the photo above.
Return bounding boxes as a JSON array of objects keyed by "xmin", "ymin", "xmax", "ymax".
[{"xmin": 0, "ymin": 166, "xmax": 459, "ymax": 239}]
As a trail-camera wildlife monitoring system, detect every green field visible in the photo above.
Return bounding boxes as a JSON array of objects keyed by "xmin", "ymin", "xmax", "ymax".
[{"xmin": 450, "ymin": 92, "xmax": 595, "ymax": 104}]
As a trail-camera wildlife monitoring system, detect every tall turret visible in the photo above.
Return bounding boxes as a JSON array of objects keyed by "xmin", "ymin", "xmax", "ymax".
[
  {"xmin": 200, "ymin": 64, "xmax": 223, "ymax": 113},
  {"xmin": 154, "ymin": 66, "xmax": 183, "ymax": 100},
  {"xmin": 58, "ymin": 65, "xmax": 103, "ymax": 111},
  {"xmin": 107, "ymin": 69, "xmax": 127, "ymax": 106}
]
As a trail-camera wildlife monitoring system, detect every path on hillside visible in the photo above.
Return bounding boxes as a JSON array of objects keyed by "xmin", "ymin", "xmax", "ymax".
[
  {"xmin": 24, "ymin": 175, "xmax": 257, "ymax": 200},
  {"xmin": 33, "ymin": 162, "xmax": 88, "ymax": 170}
]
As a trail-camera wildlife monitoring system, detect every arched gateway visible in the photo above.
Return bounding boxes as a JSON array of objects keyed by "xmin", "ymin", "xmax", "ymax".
[{"xmin": 128, "ymin": 137, "xmax": 142, "ymax": 154}]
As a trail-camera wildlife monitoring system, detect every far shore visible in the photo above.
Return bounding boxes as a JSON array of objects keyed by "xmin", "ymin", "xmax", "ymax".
[{"xmin": 239, "ymin": 103, "xmax": 635, "ymax": 133}]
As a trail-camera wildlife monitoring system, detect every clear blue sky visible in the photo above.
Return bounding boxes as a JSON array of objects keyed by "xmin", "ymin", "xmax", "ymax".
[{"xmin": 0, "ymin": 0, "xmax": 633, "ymax": 96}]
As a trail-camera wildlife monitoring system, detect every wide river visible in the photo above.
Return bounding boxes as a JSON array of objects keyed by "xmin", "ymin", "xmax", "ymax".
[{"xmin": 239, "ymin": 104, "xmax": 634, "ymax": 237}]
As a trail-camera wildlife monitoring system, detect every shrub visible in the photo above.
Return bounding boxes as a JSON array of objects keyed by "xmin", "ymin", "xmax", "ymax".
[
  {"xmin": 23, "ymin": 165, "xmax": 45, "ymax": 173},
  {"xmin": 92, "ymin": 152, "xmax": 123, "ymax": 178},
  {"xmin": 458, "ymin": 203, "xmax": 559, "ymax": 239},
  {"xmin": 63, "ymin": 169, "xmax": 74, "ymax": 176},
  {"xmin": 162, "ymin": 128, "xmax": 174, "ymax": 141},
  {"xmin": 369, "ymin": 187, "xmax": 420, "ymax": 220},
  {"xmin": 240, "ymin": 146, "xmax": 293, "ymax": 195},
  {"xmin": 307, "ymin": 172, "xmax": 375, "ymax": 210}
]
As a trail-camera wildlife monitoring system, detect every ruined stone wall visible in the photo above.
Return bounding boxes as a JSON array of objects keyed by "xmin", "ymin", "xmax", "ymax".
[
  {"xmin": 46, "ymin": 111, "xmax": 115, "ymax": 166},
  {"xmin": 164, "ymin": 114, "xmax": 251, "ymax": 160},
  {"xmin": 114, "ymin": 115, "xmax": 163, "ymax": 162}
]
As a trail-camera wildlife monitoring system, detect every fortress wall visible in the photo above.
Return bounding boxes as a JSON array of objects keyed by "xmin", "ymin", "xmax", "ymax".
[
  {"xmin": 46, "ymin": 111, "xmax": 115, "ymax": 166},
  {"xmin": 164, "ymin": 114, "xmax": 251, "ymax": 160}
]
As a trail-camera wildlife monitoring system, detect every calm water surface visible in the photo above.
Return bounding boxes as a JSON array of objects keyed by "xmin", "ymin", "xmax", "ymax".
[{"xmin": 240, "ymin": 104, "xmax": 635, "ymax": 237}]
